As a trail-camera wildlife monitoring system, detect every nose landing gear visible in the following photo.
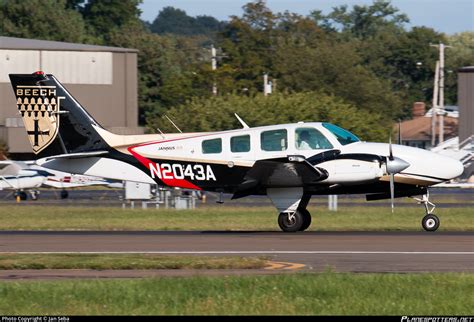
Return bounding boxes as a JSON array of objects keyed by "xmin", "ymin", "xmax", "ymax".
[{"xmin": 413, "ymin": 192, "xmax": 440, "ymax": 232}]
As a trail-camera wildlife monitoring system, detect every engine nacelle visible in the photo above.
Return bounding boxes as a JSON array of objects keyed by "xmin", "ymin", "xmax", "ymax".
[{"xmin": 318, "ymin": 159, "xmax": 384, "ymax": 184}]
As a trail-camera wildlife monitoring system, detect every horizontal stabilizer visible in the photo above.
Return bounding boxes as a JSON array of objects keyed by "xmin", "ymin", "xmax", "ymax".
[{"xmin": 43, "ymin": 151, "xmax": 109, "ymax": 162}]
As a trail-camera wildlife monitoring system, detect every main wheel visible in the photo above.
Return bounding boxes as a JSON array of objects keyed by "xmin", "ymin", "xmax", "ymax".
[
  {"xmin": 15, "ymin": 191, "xmax": 28, "ymax": 200},
  {"xmin": 60, "ymin": 190, "xmax": 69, "ymax": 199},
  {"xmin": 422, "ymin": 214, "xmax": 440, "ymax": 232},
  {"xmin": 298, "ymin": 208, "xmax": 312, "ymax": 231},
  {"xmin": 278, "ymin": 211, "xmax": 304, "ymax": 232}
]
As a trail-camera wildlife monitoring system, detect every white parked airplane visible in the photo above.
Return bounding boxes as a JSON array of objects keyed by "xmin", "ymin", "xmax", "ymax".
[
  {"xmin": 8, "ymin": 72, "xmax": 464, "ymax": 231},
  {"xmin": 0, "ymin": 160, "xmax": 46, "ymax": 199},
  {"xmin": 0, "ymin": 159, "xmax": 114, "ymax": 200}
]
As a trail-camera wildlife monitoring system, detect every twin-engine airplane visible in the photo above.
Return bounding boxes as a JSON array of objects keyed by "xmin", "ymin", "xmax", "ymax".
[{"xmin": 9, "ymin": 72, "xmax": 464, "ymax": 232}]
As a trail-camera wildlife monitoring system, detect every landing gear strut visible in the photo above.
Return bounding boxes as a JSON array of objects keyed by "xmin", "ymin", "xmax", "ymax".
[
  {"xmin": 277, "ymin": 209, "xmax": 312, "ymax": 232},
  {"xmin": 413, "ymin": 192, "xmax": 440, "ymax": 232}
]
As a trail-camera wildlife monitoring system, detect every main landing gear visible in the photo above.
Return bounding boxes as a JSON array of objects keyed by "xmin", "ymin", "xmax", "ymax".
[
  {"xmin": 278, "ymin": 208, "xmax": 312, "ymax": 232},
  {"xmin": 413, "ymin": 192, "xmax": 440, "ymax": 232},
  {"xmin": 267, "ymin": 188, "xmax": 312, "ymax": 232}
]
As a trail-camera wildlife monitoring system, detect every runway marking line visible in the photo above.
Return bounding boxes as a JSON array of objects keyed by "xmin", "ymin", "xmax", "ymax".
[
  {"xmin": 1, "ymin": 251, "xmax": 472, "ymax": 255},
  {"xmin": 265, "ymin": 261, "xmax": 306, "ymax": 270}
]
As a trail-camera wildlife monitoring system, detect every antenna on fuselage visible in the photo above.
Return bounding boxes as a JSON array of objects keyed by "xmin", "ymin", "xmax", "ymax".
[
  {"xmin": 156, "ymin": 127, "xmax": 166, "ymax": 139},
  {"xmin": 164, "ymin": 115, "xmax": 182, "ymax": 133},
  {"xmin": 234, "ymin": 113, "xmax": 249, "ymax": 129}
]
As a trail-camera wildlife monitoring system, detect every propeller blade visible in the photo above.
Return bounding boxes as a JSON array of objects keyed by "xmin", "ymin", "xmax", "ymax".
[
  {"xmin": 390, "ymin": 173, "xmax": 395, "ymax": 213},
  {"xmin": 389, "ymin": 136, "xmax": 394, "ymax": 161}
]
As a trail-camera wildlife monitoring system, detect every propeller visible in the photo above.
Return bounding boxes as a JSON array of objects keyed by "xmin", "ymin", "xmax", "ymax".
[{"xmin": 385, "ymin": 136, "xmax": 410, "ymax": 213}]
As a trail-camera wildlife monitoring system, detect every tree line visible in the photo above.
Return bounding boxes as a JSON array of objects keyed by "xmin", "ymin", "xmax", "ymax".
[{"xmin": 1, "ymin": 0, "xmax": 472, "ymax": 143}]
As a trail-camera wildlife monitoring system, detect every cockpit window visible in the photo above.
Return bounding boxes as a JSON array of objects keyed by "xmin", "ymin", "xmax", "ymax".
[
  {"xmin": 295, "ymin": 128, "xmax": 333, "ymax": 150},
  {"xmin": 322, "ymin": 123, "xmax": 360, "ymax": 145}
]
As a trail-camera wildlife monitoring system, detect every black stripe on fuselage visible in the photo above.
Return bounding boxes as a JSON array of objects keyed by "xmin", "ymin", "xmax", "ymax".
[
  {"xmin": 400, "ymin": 172, "xmax": 447, "ymax": 182},
  {"xmin": 108, "ymin": 150, "xmax": 434, "ymax": 196}
]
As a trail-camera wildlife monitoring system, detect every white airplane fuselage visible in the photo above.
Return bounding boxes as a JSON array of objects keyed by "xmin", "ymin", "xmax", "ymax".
[{"xmin": 93, "ymin": 122, "xmax": 462, "ymax": 192}]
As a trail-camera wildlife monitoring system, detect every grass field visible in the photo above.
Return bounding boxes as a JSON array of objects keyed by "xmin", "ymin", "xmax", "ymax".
[
  {"xmin": 0, "ymin": 254, "xmax": 266, "ymax": 270},
  {"xmin": 0, "ymin": 205, "xmax": 472, "ymax": 231},
  {"xmin": 0, "ymin": 273, "xmax": 472, "ymax": 315}
]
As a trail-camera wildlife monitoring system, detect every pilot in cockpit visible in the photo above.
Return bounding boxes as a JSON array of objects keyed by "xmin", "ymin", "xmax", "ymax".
[{"xmin": 298, "ymin": 130, "xmax": 312, "ymax": 150}]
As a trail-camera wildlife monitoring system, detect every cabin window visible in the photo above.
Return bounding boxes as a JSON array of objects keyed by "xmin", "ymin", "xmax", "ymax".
[
  {"xmin": 202, "ymin": 138, "xmax": 222, "ymax": 154},
  {"xmin": 260, "ymin": 129, "xmax": 287, "ymax": 151},
  {"xmin": 231, "ymin": 135, "xmax": 251, "ymax": 153},
  {"xmin": 295, "ymin": 128, "xmax": 333, "ymax": 150}
]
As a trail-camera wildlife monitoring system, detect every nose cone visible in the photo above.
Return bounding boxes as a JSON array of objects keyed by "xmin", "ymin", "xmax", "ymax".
[
  {"xmin": 386, "ymin": 157, "xmax": 410, "ymax": 174},
  {"xmin": 444, "ymin": 157, "xmax": 464, "ymax": 180}
]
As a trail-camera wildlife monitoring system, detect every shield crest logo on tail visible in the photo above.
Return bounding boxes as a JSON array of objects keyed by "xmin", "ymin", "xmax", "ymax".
[{"xmin": 15, "ymin": 86, "xmax": 64, "ymax": 154}]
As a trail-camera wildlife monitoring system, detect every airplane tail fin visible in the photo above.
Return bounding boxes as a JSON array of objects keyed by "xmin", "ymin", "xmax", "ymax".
[{"xmin": 9, "ymin": 72, "xmax": 110, "ymax": 157}]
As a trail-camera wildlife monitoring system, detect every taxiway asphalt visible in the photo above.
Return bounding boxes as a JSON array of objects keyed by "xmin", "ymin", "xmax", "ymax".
[{"xmin": 0, "ymin": 231, "xmax": 472, "ymax": 278}]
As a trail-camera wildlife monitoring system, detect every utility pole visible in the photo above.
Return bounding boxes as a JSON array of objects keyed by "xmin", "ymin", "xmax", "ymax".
[
  {"xmin": 263, "ymin": 73, "xmax": 272, "ymax": 96},
  {"xmin": 263, "ymin": 73, "xmax": 269, "ymax": 96},
  {"xmin": 431, "ymin": 60, "xmax": 440, "ymax": 147},
  {"xmin": 430, "ymin": 43, "xmax": 451, "ymax": 144},
  {"xmin": 211, "ymin": 44, "xmax": 217, "ymax": 96}
]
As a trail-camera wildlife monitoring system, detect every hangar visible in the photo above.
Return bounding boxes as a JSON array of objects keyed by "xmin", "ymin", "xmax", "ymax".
[{"xmin": 0, "ymin": 36, "xmax": 143, "ymax": 159}]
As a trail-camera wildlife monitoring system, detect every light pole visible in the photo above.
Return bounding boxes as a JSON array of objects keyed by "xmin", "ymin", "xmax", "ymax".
[{"xmin": 430, "ymin": 43, "xmax": 452, "ymax": 145}]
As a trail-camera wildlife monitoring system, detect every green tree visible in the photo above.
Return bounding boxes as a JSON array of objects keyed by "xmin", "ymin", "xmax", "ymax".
[
  {"xmin": 81, "ymin": 0, "xmax": 142, "ymax": 42},
  {"xmin": 272, "ymin": 21, "xmax": 402, "ymax": 118},
  {"xmin": 0, "ymin": 0, "xmax": 91, "ymax": 43},
  {"xmin": 218, "ymin": 2, "xmax": 403, "ymax": 118},
  {"xmin": 358, "ymin": 26, "xmax": 445, "ymax": 117},
  {"xmin": 445, "ymin": 32, "xmax": 474, "ymax": 104},
  {"xmin": 311, "ymin": 0, "xmax": 409, "ymax": 39},
  {"xmin": 150, "ymin": 6, "xmax": 223, "ymax": 37},
  {"xmin": 108, "ymin": 24, "xmax": 211, "ymax": 124}
]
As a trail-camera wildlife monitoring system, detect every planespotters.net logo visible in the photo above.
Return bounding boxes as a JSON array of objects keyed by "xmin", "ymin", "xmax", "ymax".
[{"xmin": 402, "ymin": 317, "xmax": 474, "ymax": 322}]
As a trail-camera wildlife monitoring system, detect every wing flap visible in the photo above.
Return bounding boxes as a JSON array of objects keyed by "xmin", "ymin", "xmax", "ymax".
[{"xmin": 232, "ymin": 155, "xmax": 328, "ymax": 199}]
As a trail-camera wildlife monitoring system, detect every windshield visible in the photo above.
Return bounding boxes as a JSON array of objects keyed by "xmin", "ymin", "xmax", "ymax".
[{"xmin": 322, "ymin": 123, "xmax": 360, "ymax": 145}]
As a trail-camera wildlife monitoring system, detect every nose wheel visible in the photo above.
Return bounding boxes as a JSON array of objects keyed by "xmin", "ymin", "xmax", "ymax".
[
  {"xmin": 422, "ymin": 214, "xmax": 440, "ymax": 232},
  {"xmin": 413, "ymin": 192, "xmax": 440, "ymax": 232}
]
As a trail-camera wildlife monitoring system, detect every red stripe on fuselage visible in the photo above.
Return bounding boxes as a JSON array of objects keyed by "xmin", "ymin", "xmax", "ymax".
[{"xmin": 127, "ymin": 146, "xmax": 202, "ymax": 190}]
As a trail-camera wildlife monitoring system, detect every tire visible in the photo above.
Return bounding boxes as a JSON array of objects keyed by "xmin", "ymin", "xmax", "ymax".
[
  {"xmin": 30, "ymin": 191, "xmax": 39, "ymax": 200},
  {"xmin": 422, "ymin": 214, "xmax": 440, "ymax": 232},
  {"xmin": 60, "ymin": 190, "xmax": 69, "ymax": 199},
  {"xmin": 298, "ymin": 208, "xmax": 312, "ymax": 231},
  {"xmin": 17, "ymin": 191, "xmax": 28, "ymax": 201},
  {"xmin": 278, "ymin": 211, "xmax": 304, "ymax": 232}
]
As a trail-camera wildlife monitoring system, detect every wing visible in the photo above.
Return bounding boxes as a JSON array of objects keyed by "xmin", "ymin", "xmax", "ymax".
[
  {"xmin": 232, "ymin": 155, "xmax": 329, "ymax": 199},
  {"xmin": 0, "ymin": 161, "xmax": 22, "ymax": 176}
]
